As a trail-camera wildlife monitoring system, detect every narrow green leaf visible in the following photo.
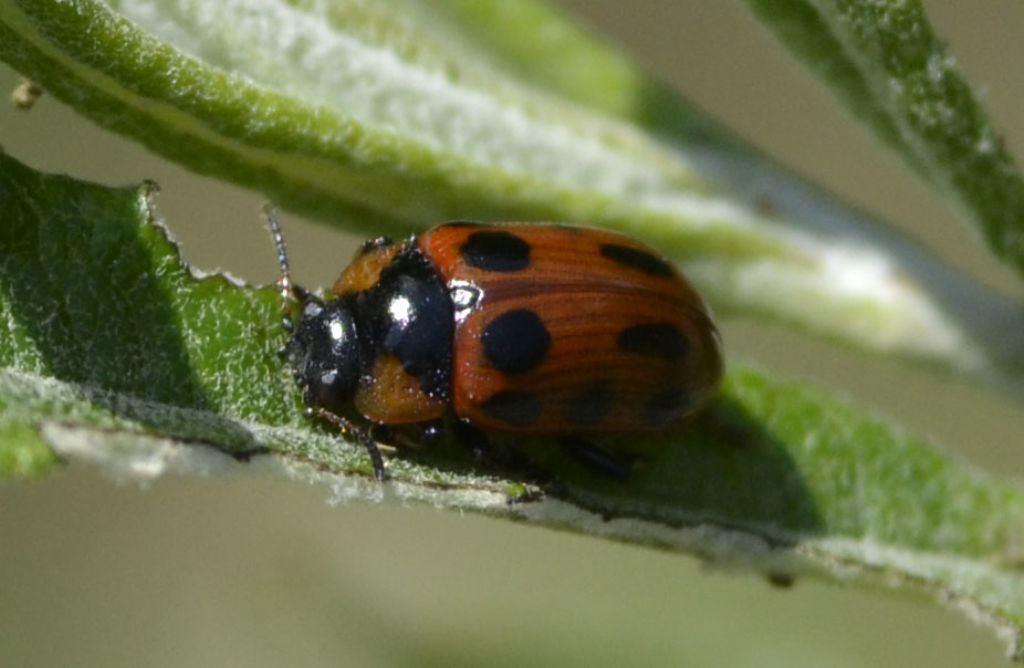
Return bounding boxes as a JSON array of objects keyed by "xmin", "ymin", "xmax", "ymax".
[
  {"xmin": 741, "ymin": 0, "xmax": 1024, "ymax": 277},
  {"xmin": 1, "ymin": 150, "xmax": 1022, "ymax": 658},
  {"xmin": 2, "ymin": 0, "xmax": 1023, "ymax": 390}
]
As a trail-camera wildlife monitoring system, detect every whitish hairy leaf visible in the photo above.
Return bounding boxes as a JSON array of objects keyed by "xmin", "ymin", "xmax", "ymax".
[{"xmin": 2, "ymin": 0, "xmax": 1023, "ymax": 391}]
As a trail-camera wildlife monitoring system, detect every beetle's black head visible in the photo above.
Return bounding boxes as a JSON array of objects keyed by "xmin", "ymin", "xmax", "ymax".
[
  {"xmin": 265, "ymin": 204, "xmax": 361, "ymax": 413},
  {"xmin": 287, "ymin": 296, "xmax": 362, "ymax": 413}
]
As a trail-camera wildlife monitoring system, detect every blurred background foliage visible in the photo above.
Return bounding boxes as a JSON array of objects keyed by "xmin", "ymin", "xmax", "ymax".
[{"xmin": 1, "ymin": 1, "xmax": 1022, "ymax": 665}]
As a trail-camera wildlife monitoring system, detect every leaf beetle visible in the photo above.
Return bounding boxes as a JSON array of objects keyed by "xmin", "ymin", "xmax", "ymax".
[{"xmin": 267, "ymin": 209, "xmax": 722, "ymax": 481}]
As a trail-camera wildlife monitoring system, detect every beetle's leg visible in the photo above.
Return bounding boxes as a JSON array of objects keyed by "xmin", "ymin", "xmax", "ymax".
[
  {"xmin": 453, "ymin": 418, "xmax": 491, "ymax": 462},
  {"xmin": 370, "ymin": 424, "xmax": 395, "ymax": 447},
  {"xmin": 307, "ymin": 406, "xmax": 387, "ymax": 481},
  {"xmin": 558, "ymin": 437, "xmax": 634, "ymax": 482}
]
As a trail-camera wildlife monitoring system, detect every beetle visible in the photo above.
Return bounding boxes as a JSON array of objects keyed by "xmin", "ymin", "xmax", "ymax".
[{"xmin": 267, "ymin": 208, "xmax": 723, "ymax": 481}]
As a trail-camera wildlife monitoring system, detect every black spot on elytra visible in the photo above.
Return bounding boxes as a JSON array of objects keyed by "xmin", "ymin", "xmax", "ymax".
[
  {"xmin": 644, "ymin": 385, "xmax": 689, "ymax": 426},
  {"xmin": 461, "ymin": 230, "xmax": 530, "ymax": 272},
  {"xmin": 482, "ymin": 309, "xmax": 550, "ymax": 373},
  {"xmin": 566, "ymin": 380, "xmax": 612, "ymax": 426},
  {"xmin": 618, "ymin": 323, "xmax": 688, "ymax": 360},
  {"xmin": 482, "ymin": 391, "xmax": 541, "ymax": 427},
  {"xmin": 600, "ymin": 243, "xmax": 674, "ymax": 277}
]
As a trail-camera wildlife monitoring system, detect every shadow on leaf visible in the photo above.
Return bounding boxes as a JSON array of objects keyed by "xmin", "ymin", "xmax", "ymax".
[{"xmin": 0, "ymin": 149, "xmax": 259, "ymax": 456}]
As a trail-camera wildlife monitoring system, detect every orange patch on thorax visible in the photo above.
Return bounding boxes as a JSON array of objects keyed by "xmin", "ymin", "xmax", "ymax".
[{"xmin": 354, "ymin": 354, "xmax": 447, "ymax": 424}]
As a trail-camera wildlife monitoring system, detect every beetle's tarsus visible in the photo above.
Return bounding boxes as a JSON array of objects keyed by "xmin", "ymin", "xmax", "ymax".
[
  {"xmin": 309, "ymin": 406, "xmax": 389, "ymax": 482},
  {"xmin": 559, "ymin": 436, "xmax": 634, "ymax": 481}
]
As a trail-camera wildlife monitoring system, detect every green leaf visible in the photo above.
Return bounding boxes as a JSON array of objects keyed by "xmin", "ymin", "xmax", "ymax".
[
  {"xmin": 740, "ymin": 0, "xmax": 1024, "ymax": 278},
  {"xmin": 3, "ymin": 0, "xmax": 1024, "ymax": 391},
  {"xmin": 1, "ymin": 150, "xmax": 1022, "ymax": 659},
  {"xmin": 0, "ymin": 152, "xmax": 293, "ymax": 476}
]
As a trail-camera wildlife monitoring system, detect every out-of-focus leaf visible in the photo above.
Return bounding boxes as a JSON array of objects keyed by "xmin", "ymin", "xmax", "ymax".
[
  {"xmin": 741, "ymin": 0, "xmax": 1024, "ymax": 278},
  {"xmin": 2, "ymin": 0, "xmax": 1023, "ymax": 389}
]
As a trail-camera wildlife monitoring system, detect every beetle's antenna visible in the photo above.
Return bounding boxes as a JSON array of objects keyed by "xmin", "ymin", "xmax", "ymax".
[{"xmin": 263, "ymin": 203, "xmax": 295, "ymax": 305}]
